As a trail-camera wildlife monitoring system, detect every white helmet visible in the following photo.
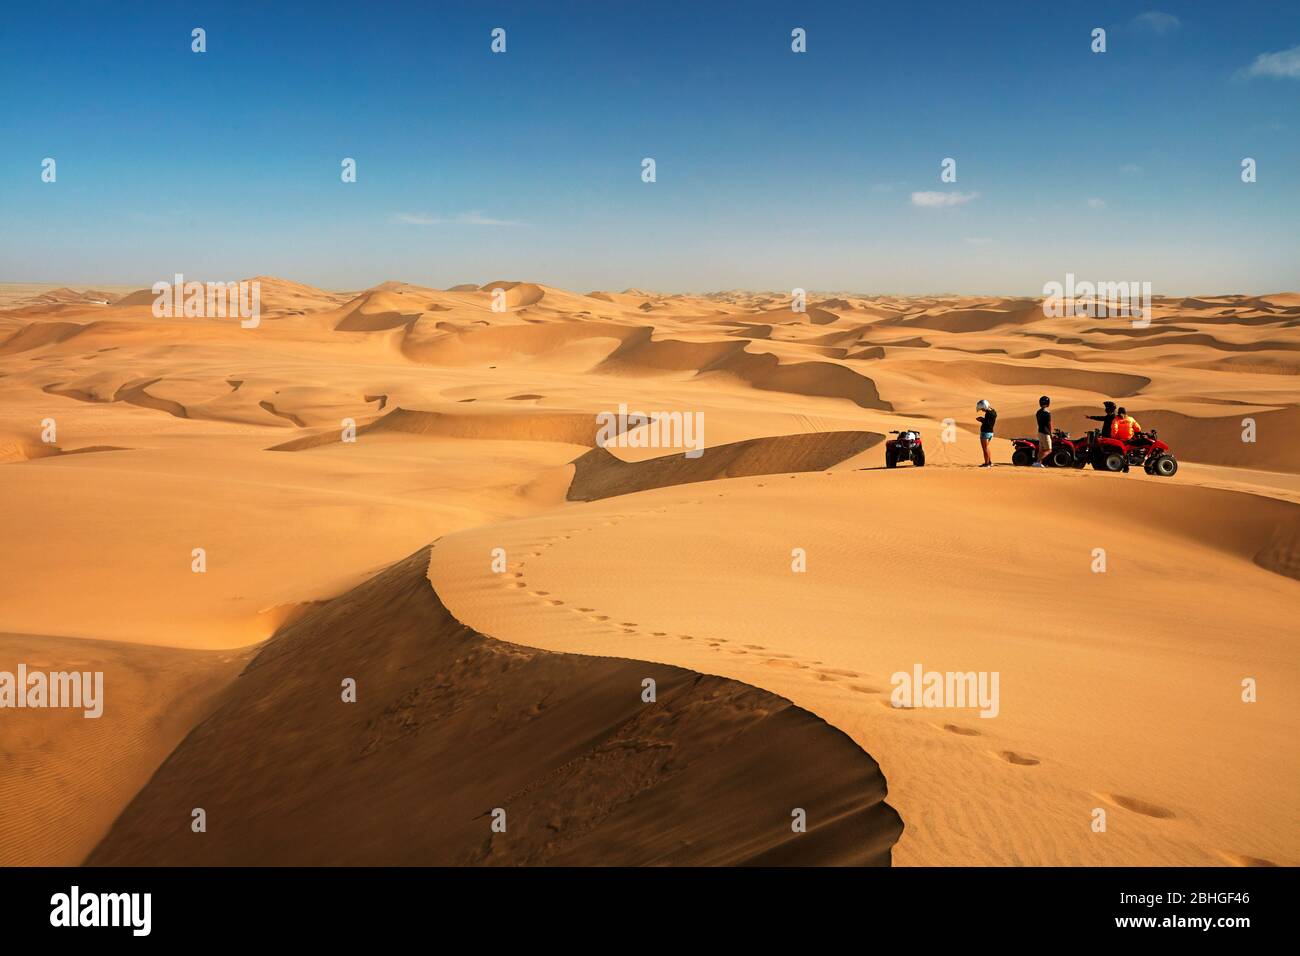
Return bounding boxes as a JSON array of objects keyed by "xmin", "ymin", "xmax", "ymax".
[{"xmin": 976, "ymin": 399, "xmax": 991, "ymax": 411}]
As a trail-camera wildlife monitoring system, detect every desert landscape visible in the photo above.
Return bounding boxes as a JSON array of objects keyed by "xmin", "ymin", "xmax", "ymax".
[{"xmin": 0, "ymin": 279, "xmax": 1296, "ymax": 866}]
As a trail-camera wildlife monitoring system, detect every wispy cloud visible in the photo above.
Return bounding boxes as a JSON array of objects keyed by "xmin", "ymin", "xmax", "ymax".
[
  {"xmin": 1087, "ymin": 198, "xmax": 1107, "ymax": 209},
  {"xmin": 911, "ymin": 190, "xmax": 979, "ymax": 208},
  {"xmin": 1241, "ymin": 44, "xmax": 1300, "ymax": 80},
  {"xmin": 393, "ymin": 211, "xmax": 523, "ymax": 226},
  {"xmin": 1132, "ymin": 11, "xmax": 1180, "ymax": 34}
]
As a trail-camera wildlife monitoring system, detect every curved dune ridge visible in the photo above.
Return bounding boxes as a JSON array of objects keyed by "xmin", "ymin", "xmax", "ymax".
[
  {"xmin": 86, "ymin": 547, "xmax": 903, "ymax": 866},
  {"xmin": 569, "ymin": 430, "xmax": 883, "ymax": 501},
  {"xmin": 895, "ymin": 359, "xmax": 1151, "ymax": 397},
  {"xmin": 266, "ymin": 405, "xmax": 626, "ymax": 451}
]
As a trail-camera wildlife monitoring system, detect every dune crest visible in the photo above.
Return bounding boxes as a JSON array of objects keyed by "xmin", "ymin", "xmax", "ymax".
[{"xmin": 87, "ymin": 547, "xmax": 902, "ymax": 866}]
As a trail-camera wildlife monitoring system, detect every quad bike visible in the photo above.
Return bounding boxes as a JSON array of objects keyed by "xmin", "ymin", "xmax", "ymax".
[
  {"xmin": 1010, "ymin": 428, "xmax": 1080, "ymax": 468},
  {"xmin": 1075, "ymin": 429, "xmax": 1178, "ymax": 476},
  {"xmin": 885, "ymin": 429, "xmax": 925, "ymax": 468}
]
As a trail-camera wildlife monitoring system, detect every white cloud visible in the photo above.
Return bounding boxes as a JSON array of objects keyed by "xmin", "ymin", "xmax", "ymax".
[
  {"xmin": 1132, "ymin": 11, "xmax": 1180, "ymax": 34},
  {"xmin": 1087, "ymin": 198, "xmax": 1106, "ymax": 209},
  {"xmin": 394, "ymin": 211, "xmax": 522, "ymax": 226},
  {"xmin": 911, "ymin": 190, "xmax": 979, "ymax": 208},
  {"xmin": 1243, "ymin": 45, "xmax": 1300, "ymax": 80}
]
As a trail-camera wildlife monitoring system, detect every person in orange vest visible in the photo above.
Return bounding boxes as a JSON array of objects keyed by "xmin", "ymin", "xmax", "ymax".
[{"xmin": 1113, "ymin": 407, "xmax": 1141, "ymax": 441}]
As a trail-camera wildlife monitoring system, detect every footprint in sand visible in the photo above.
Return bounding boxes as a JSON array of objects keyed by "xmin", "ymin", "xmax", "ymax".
[
  {"xmin": 546, "ymin": 599, "xmax": 564, "ymax": 606},
  {"xmin": 816, "ymin": 667, "xmax": 860, "ymax": 678},
  {"xmin": 765, "ymin": 659, "xmax": 808, "ymax": 670},
  {"xmin": 1097, "ymin": 793, "xmax": 1174, "ymax": 819},
  {"xmin": 651, "ymin": 632, "xmax": 666, "ymax": 637},
  {"xmin": 510, "ymin": 581, "xmax": 526, "ymax": 589},
  {"xmin": 678, "ymin": 635, "xmax": 694, "ymax": 641},
  {"xmin": 943, "ymin": 723, "xmax": 982, "ymax": 736},
  {"xmin": 529, "ymin": 590, "xmax": 549, "ymax": 596},
  {"xmin": 996, "ymin": 750, "xmax": 1040, "ymax": 766},
  {"xmin": 743, "ymin": 644, "xmax": 766, "ymax": 650},
  {"xmin": 591, "ymin": 614, "xmax": 610, "ymax": 621},
  {"xmin": 849, "ymin": 684, "xmax": 881, "ymax": 694},
  {"xmin": 619, "ymin": 622, "xmax": 637, "ymax": 628},
  {"xmin": 578, "ymin": 607, "xmax": 594, "ymax": 613}
]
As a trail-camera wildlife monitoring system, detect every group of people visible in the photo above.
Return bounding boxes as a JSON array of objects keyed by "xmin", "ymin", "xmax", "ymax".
[{"xmin": 974, "ymin": 398, "xmax": 1140, "ymax": 468}]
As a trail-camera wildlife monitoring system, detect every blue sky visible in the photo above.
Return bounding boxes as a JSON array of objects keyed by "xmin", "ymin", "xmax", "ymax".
[{"xmin": 1, "ymin": 0, "xmax": 1297, "ymax": 293}]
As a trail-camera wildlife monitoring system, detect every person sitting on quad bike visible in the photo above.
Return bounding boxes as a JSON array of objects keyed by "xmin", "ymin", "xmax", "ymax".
[
  {"xmin": 976, "ymin": 399, "xmax": 996, "ymax": 468},
  {"xmin": 1085, "ymin": 401, "xmax": 1118, "ymax": 438},
  {"xmin": 1113, "ymin": 406, "xmax": 1141, "ymax": 441}
]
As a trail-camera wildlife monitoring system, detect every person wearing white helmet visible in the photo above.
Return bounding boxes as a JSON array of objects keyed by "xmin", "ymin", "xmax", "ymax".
[{"xmin": 976, "ymin": 399, "xmax": 996, "ymax": 467}]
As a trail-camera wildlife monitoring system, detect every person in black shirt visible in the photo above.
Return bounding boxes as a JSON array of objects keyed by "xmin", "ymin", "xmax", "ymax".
[
  {"xmin": 976, "ymin": 399, "xmax": 997, "ymax": 467},
  {"xmin": 1034, "ymin": 396, "xmax": 1052, "ymax": 467},
  {"xmin": 1086, "ymin": 401, "xmax": 1118, "ymax": 438}
]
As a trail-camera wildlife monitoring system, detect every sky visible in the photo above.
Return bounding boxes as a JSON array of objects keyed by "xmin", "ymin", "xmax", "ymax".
[{"xmin": 1, "ymin": 0, "xmax": 1297, "ymax": 294}]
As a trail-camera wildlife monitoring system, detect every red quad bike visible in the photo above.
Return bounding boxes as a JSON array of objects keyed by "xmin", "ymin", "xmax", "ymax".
[
  {"xmin": 1010, "ymin": 428, "xmax": 1080, "ymax": 468},
  {"xmin": 885, "ymin": 429, "xmax": 925, "ymax": 468},
  {"xmin": 1076, "ymin": 429, "xmax": 1178, "ymax": 477}
]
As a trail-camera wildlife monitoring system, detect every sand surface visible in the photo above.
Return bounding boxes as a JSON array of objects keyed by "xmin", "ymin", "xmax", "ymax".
[{"xmin": 1, "ymin": 279, "xmax": 1296, "ymax": 865}]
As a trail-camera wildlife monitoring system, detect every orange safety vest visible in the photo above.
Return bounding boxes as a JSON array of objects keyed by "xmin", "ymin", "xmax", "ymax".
[{"xmin": 1113, "ymin": 415, "xmax": 1139, "ymax": 440}]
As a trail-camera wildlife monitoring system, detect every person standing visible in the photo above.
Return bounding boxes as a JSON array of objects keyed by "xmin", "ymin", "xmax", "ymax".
[
  {"xmin": 1086, "ymin": 401, "xmax": 1118, "ymax": 438},
  {"xmin": 976, "ymin": 399, "xmax": 997, "ymax": 467},
  {"xmin": 1034, "ymin": 396, "xmax": 1052, "ymax": 468}
]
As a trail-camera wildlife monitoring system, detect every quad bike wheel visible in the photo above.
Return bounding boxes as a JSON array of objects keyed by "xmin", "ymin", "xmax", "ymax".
[
  {"xmin": 1072, "ymin": 455, "xmax": 1087, "ymax": 468},
  {"xmin": 1095, "ymin": 451, "xmax": 1125, "ymax": 472},
  {"xmin": 914, "ymin": 450, "xmax": 925, "ymax": 467},
  {"xmin": 1048, "ymin": 447, "xmax": 1073, "ymax": 468},
  {"xmin": 885, "ymin": 449, "xmax": 896, "ymax": 468},
  {"xmin": 1151, "ymin": 454, "xmax": 1178, "ymax": 477},
  {"xmin": 1011, "ymin": 448, "xmax": 1034, "ymax": 467}
]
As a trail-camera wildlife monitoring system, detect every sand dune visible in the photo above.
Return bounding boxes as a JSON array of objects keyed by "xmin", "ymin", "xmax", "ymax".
[
  {"xmin": 0, "ymin": 633, "xmax": 247, "ymax": 865},
  {"xmin": 429, "ymin": 469, "xmax": 1300, "ymax": 866},
  {"xmin": 2, "ymin": 279, "xmax": 1296, "ymax": 867},
  {"xmin": 87, "ymin": 548, "xmax": 902, "ymax": 866},
  {"xmin": 569, "ymin": 430, "xmax": 881, "ymax": 501}
]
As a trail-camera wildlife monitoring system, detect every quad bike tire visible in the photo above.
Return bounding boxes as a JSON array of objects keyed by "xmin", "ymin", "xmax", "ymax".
[
  {"xmin": 885, "ymin": 450, "xmax": 896, "ymax": 468},
  {"xmin": 1151, "ymin": 454, "xmax": 1178, "ymax": 477},
  {"xmin": 1095, "ymin": 451, "xmax": 1125, "ymax": 472},
  {"xmin": 914, "ymin": 450, "xmax": 925, "ymax": 467},
  {"xmin": 1011, "ymin": 448, "xmax": 1034, "ymax": 467},
  {"xmin": 1048, "ymin": 447, "xmax": 1073, "ymax": 468},
  {"xmin": 1072, "ymin": 456, "xmax": 1087, "ymax": 468}
]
